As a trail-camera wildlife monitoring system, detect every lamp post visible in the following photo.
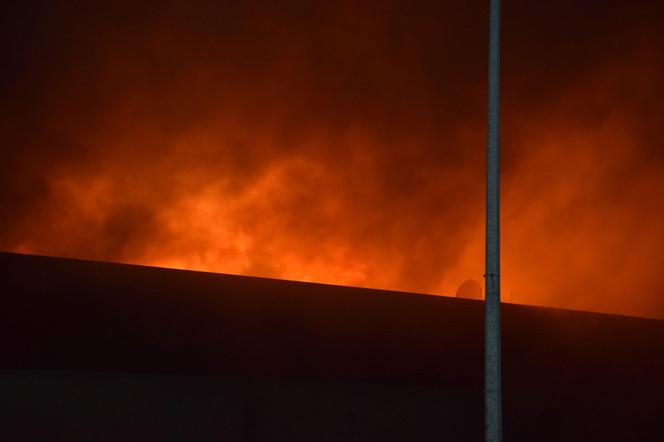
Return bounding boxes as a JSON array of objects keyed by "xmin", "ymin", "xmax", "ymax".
[{"xmin": 484, "ymin": 0, "xmax": 503, "ymax": 441}]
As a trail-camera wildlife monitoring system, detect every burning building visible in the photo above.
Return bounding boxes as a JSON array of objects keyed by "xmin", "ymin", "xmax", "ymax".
[{"xmin": 2, "ymin": 1, "xmax": 664, "ymax": 439}]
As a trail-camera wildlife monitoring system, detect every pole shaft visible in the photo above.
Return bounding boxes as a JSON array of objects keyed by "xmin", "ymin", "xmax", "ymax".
[{"xmin": 485, "ymin": 0, "xmax": 502, "ymax": 441}]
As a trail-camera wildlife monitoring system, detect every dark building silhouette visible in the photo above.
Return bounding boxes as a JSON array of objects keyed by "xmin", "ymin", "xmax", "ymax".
[{"xmin": 1, "ymin": 252, "xmax": 663, "ymax": 441}]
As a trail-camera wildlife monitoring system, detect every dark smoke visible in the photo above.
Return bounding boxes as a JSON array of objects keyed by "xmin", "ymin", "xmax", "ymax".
[{"xmin": 1, "ymin": 0, "xmax": 663, "ymax": 318}]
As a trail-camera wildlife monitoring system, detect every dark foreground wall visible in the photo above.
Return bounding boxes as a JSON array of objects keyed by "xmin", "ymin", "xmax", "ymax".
[{"xmin": 1, "ymin": 252, "xmax": 663, "ymax": 441}]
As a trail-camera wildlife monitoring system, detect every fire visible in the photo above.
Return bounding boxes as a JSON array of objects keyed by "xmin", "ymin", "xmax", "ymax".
[{"xmin": 2, "ymin": 1, "xmax": 663, "ymax": 318}]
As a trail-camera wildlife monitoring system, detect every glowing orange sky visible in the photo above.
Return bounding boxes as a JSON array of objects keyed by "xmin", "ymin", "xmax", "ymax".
[{"xmin": 1, "ymin": 1, "xmax": 663, "ymax": 318}]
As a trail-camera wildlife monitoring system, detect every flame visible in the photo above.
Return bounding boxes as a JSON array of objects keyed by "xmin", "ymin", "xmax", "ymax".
[{"xmin": 2, "ymin": 1, "xmax": 663, "ymax": 318}]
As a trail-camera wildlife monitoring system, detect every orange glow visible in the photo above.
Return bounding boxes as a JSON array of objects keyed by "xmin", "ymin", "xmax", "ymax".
[{"xmin": 2, "ymin": 2, "xmax": 663, "ymax": 319}]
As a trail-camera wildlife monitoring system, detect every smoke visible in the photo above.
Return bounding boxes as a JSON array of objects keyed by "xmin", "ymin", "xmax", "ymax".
[{"xmin": 1, "ymin": 1, "xmax": 663, "ymax": 318}]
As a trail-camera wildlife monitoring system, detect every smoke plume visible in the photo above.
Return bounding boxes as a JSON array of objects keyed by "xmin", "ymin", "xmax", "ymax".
[{"xmin": 1, "ymin": 0, "xmax": 663, "ymax": 318}]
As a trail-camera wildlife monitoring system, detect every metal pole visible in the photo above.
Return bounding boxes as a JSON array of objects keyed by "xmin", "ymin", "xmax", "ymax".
[{"xmin": 485, "ymin": 0, "xmax": 502, "ymax": 441}]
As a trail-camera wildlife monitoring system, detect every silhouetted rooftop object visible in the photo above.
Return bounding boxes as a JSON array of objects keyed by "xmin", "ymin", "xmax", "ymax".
[{"xmin": 456, "ymin": 279, "xmax": 483, "ymax": 299}]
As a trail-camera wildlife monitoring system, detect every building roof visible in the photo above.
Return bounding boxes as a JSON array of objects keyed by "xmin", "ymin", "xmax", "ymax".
[{"xmin": 2, "ymin": 251, "xmax": 663, "ymax": 440}]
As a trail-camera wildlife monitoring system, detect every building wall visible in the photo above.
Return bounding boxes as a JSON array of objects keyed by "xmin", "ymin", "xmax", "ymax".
[{"xmin": 1, "ymin": 253, "xmax": 663, "ymax": 441}]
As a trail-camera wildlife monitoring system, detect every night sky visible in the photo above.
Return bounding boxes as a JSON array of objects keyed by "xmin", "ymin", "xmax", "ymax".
[{"xmin": 1, "ymin": 1, "xmax": 663, "ymax": 318}]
